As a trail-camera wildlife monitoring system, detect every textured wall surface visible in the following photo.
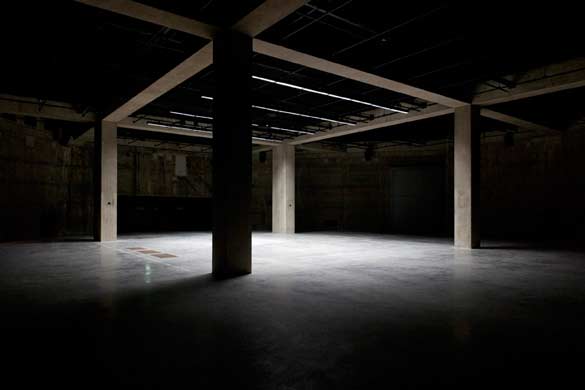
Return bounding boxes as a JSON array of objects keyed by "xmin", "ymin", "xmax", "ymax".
[
  {"xmin": 296, "ymin": 149, "xmax": 447, "ymax": 234},
  {"xmin": 480, "ymin": 127, "xmax": 585, "ymax": 239},
  {"xmin": 1, "ymin": 116, "xmax": 584, "ymax": 241},
  {"xmin": 0, "ymin": 118, "xmax": 93, "ymax": 240}
]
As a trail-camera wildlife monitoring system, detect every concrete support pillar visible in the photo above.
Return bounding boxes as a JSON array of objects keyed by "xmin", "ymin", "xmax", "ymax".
[
  {"xmin": 94, "ymin": 120, "xmax": 117, "ymax": 241},
  {"xmin": 272, "ymin": 144, "xmax": 295, "ymax": 233},
  {"xmin": 454, "ymin": 105, "xmax": 480, "ymax": 248},
  {"xmin": 212, "ymin": 31, "xmax": 252, "ymax": 277}
]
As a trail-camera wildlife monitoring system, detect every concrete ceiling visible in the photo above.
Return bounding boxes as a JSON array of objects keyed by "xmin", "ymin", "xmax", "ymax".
[{"xmin": 2, "ymin": 0, "xmax": 584, "ymax": 146}]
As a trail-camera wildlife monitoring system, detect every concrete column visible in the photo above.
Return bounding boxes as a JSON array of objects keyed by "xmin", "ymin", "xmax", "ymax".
[
  {"xmin": 454, "ymin": 105, "xmax": 480, "ymax": 248},
  {"xmin": 212, "ymin": 31, "xmax": 252, "ymax": 277},
  {"xmin": 272, "ymin": 144, "xmax": 295, "ymax": 233},
  {"xmin": 94, "ymin": 120, "xmax": 117, "ymax": 241}
]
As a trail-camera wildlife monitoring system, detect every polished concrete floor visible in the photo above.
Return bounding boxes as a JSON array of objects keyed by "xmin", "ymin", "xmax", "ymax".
[{"xmin": 1, "ymin": 232, "xmax": 585, "ymax": 389}]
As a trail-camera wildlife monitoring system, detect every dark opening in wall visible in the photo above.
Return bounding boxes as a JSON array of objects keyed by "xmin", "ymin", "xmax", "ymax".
[{"xmin": 118, "ymin": 196, "xmax": 212, "ymax": 233}]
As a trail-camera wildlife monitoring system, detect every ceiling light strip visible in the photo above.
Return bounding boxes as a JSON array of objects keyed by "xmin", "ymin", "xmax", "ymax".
[
  {"xmin": 147, "ymin": 122, "xmax": 211, "ymax": 132},
  {"xmin": 252, "ymin": 123, "xmax": 313, "ymax": 135},
  {"xmin": 170, "ymin": 111, "xmax": 213, "ymax": 120},
  {"xmin": 252, "ymin": 105, "xmax": 355, "ymax": 126},
  {"xmin": 150, "ymin": 119, "xmax": 302, "ymax": 138},
  {"xmin": 198, "ymin": 96, "xmax": 355, "ymax": 125},
  {"xmin": 252, "ymin": 75, "xmax": 408, "ymax": 114}
]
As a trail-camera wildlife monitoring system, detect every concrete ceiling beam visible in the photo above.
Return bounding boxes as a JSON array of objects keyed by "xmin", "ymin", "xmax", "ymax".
[
  {"xmin": 298, "ymin": 144, "xmax": 347, "ymax": 153},
  {"xmin": 103, "ymin": 42, "xmax": 213, "ymax": 122},
  {"xmin": 80, "ymin": 0, "xmax": 306, "ymax": 124},
  {"xmin": 118, "ymin": 116, "xmax": 213, "ymax": 140},
  {"xmin": 288, "ymin": 105, "xmax": 454, "ymax": 145},
  {"xmin": 252, "ymin": 144, "xmax": 349, "ymax": 154},
  {"xmin": 59, "ymin": 3, "xmax": 585, "ymax": 143},
  {"xmin": 252, "ymin": 39, "xmax": 468, "ymax": 108},
  {"xmin": 473, "ymin": 58, "xmax": 585, "ymax": 106},
  {"xmin": 479, "ymin": 108, "xmax": 558, "ymax": 133},
  {"xmin": 117, "ymin": 116, "xmax": 282, "ymax": 146},
  {"xmin": 286, "ymin": 104, "xmax": 556, "ymax": 145},
  {"xmin": 74, "ymin": 0, "xmax": 218, "ymax": 39},
  {"xmin": 253, "ymin": 146, "xmax": 273, "ymax": 154},
  {"xmin": 233, "ymin": 0, "xmax": 306, "ymax": 37},
  {"xmin": 70, "ymin": 127, "xmax": 95, "ymax": 145}
]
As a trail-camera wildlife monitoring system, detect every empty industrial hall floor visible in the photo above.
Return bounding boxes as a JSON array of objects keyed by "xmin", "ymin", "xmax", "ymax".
[{"xmin": 1, "ymin": 232, "xmax": 584, "ymax": 389}]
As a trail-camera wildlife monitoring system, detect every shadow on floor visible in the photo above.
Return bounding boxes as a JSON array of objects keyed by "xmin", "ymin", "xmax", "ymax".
[
  {"xmin": 3, "ymin": 268, "xmax": 585, "ymax": 389},
  {"xmin": 3, "ymin": 272, "xmax": 269, "ymax": 388}
]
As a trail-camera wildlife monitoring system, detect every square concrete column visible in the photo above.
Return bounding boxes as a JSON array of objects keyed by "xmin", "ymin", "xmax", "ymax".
[
  {"xmin": 212, "ymin": 31, "xmax": 252, "ymax": 277},
  {"xmin": 272, "ymin": 144, "xmax": 295, "ymax": 233},
  {"xmin": 94, "ymin": 120, "xmax": 117, "ymax": 241},
  {"xmin": 454, "ymin": 105, "xmax": 480, "ymax": 248}
]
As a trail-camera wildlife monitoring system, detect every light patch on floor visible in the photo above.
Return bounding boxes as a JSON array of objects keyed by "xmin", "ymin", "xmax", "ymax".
[
  {"xmin": 152, "ymin": 253, "xmax": 177, "ymax": 259},
  {"xmin": 137, "ymin": 249, "xmax": 160, "ymax": 254},
  {"xmin": 128, "ymin": 246, "xmax": 177, "ymax": 259}
]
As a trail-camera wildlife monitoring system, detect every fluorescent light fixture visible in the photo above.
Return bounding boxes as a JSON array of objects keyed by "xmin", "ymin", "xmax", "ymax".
[
  {"xmin": 150, "ymin": 119, "xmax": 306, "ymax": 137},
  {"xmin": 183, "ymin": 100, "xmax": 352, "ymax": 130},
  {"xmin": 148, "ymin": 121, "xmax": 278, "ymax": 143},
  {"xmin": 252, "ymin": 75, "xmax": 408, "ymax": 114},
  {"xmin": 269, "ymin": 125, "xmax": 313, "ymax": 135},
  {"xmin": 253, "ymin": 136, "xmax": 280, "ymax": 142},
  {"xmin": 252, "ymin": 123, "xmax": 313, "ymax": 135},
  {"xmin": 147, "ymin": 121, "xmax": 211, "ymax": 132},
  {"xmin": 253, "ymin": 105, "xmax": 355, "ymax": 126},
  {"xmin": 201, "ymin": 95, "xmax": 353, "ymax": 126},
  {"xmin": 170, "ymin": 111, "xmax": 213, "ymax": 120}
]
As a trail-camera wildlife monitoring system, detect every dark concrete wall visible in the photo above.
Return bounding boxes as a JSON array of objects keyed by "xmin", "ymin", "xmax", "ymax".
[
  {"xmin": 297, "ymin": 126, "xmax": 585, "ymax": 240},
  {"xmin": 0, "ymin": 116, "xmax": 274, "ymax": 240},
  {"xmin": 0, "ymin": 118, "xmax": 93, "ymax": 241},
  {"xmin": 1, "ymin": 116, "xmax": 584, "ymax": 241},
  {"xmin": 296, "ymin": 149, "xmax": 447, "ymax": 234},
  {"xmin": 117, "ymin": 146, "xmax": 212, "ymax": 198},
  {"xmin": 252, "ymin": 153, "xmax": 272, "ymax": 230},
  {"xmin": 480, "ymin": 128, "xmax": 585, "ymax": 240}
]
